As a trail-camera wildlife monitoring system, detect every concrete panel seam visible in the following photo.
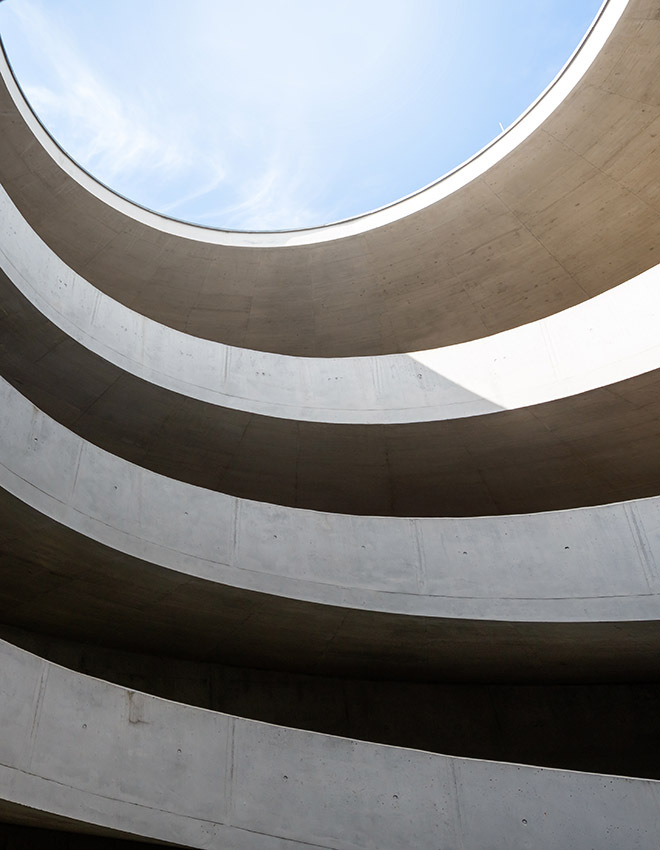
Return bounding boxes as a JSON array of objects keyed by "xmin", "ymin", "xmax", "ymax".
[
  {"xmin": 21, "ymin": 664, "xmax": 48, "ymax": 773},
  {"xmin": 624, "ymin": 502, "xmax": 659, "ymax": 590}
]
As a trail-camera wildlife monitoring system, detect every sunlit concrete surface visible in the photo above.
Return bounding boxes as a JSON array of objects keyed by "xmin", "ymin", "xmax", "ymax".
[
  {"xmin": 4, "ymin": 374, "xmax": 660, "ymax": 680},
  {"xmin": 9, "ymin": 279, "xmax": 660, "ymax": 517},
  {"xmin": 4, "ymin": 0, "xmax": 660, "ymax": 357},
  {"xmin": 3, "ymin": 0, "xmax": 660, "ymax": 845},
  {"xmin": 5, "ymin": 183, "xmax": 660, "ymax": 425},
  {"xmin": 8, "ymin": 623, "xmax": 660, "ymax": 781},
  {"xmin": 7, "ymin": 183, "xmax": 660, "ymax": 516},
  {"xmin": 1, "ymin": 640, "xmax": 659, "ymax": 850}
]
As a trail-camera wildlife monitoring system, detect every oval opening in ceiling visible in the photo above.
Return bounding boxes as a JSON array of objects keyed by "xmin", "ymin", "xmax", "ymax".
[{"xmin": 0, "ymin": 0, "xmax": 603, "ymax": 231}]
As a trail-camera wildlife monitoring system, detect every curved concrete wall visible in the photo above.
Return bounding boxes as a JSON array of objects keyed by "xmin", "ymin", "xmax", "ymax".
[
  {"xmin": 4, "ymin": 372, "xmax": 660, "ymax": 680},
  {"xmin": 1, "ymin": 640, "xmax": 659, "ymax": 850},
  {"xmin": 2, "ymin": 0, "xmax": 660, "ymax": 844},
  {"xmin": 7, "ymin": 157, "xmax": 660, "ymax": 515},
  {"xmin": 4, "ymin": 0, "xmax": 660, "ymax": 356},
  {"xmin": 5, "ymin": 183, "xmax": 660, "ymax": 426},
  {"xmin": 7, "ymin": 186, "xmax": 660, "ymax": 514},
  {"xmin": 8, "ymin": 625, "xmax": 660, "ymax": 781},
  {"xmin": 9, "ymin": 286, "xmax": 660, "ymax": 517}
]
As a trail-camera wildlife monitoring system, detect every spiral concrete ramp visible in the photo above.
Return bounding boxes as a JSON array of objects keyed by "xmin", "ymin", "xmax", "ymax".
[{"xmin": 2, "ymin": 0, "xmax": 660, "ymax": 846}]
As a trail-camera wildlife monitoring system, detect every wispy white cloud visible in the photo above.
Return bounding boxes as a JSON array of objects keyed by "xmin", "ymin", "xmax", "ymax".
[
  {"xmin": 25, "ymin": 80, "xmax": 185, "ymax": 180},
  {"xmin": 8, "ymin": 0, "xmax": 187, "ymax": 182},
  {"xmin": 192, "ymin": 145, "xmax": 334, "ymax": 231},
  {"xmin": 2, "ymin": 0, "xmax": 392, "ymax": 228},
  {"xmin": 159, "ymin": 166, "xmax": 227, "ymax": 214},
  {"xmin": 1, "ymin": 0, "xmax": 410, "ymax": 229},
  {"xmin": 2, "ymin": 0, "xmax": 596, "ymax": 230}
]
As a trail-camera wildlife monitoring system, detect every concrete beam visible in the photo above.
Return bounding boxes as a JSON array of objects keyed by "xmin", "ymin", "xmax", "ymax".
[
  {"xmin": 6, "ymin": 624, "xmax": 660, "ymax": 780},
  {"xmin": 6, "ymin": 186, "xmax": 660, "ymax": 515}
]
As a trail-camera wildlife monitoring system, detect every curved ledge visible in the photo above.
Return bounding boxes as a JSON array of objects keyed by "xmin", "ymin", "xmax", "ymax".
[
  {"xmin": 4, "ymin": 1, "xmax": 660, "ymax": 356},
  {"xmin": 7, "ymin": 272, "xmax": 660, "ymax": 516},
  {"xmin": 5, "ymin": 184, "xmax": 660, "ymax": 426},
  {"xmin": 8, "ymin": 624, "xmax": 660, "ymax": 781},
  {"xmin": 4, "ymin": 375, "xmax": 660, "ymax": 680},
  {"xmin": 7, "ymin": 183, "xmax": 660, "ymax": 514},
  {"xmin": 1, "ymin": 640, "xmax": 660, "ymax": 849}
]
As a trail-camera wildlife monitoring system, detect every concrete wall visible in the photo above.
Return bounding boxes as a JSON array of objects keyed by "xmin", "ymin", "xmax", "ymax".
[
  {"xmin": 5, "ymin": 184, "xmax": 660, "ymax": 516},
  {"xmin": 1, "ymin": 639, "xmax": 659, "ymax": 849},
  {"xmin": 5, "ymin": 184, "xmax": 660, "ymax": 426},
  {"xmin": 5, "ymin": 625, "xmax": 660, "ymax": 781},
  {"xmin": 4, "ymin": 371, "xmax": 660, "ymax": 679},
  {"xmin": 2, "ymin": 0, "xmax": 660, "ymax": 845},
  {"xmin": 5, "ymin": 366, "xmax": 660, "ymax": 622}
]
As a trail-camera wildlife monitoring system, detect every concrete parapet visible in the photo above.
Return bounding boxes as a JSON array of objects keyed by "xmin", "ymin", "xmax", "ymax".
[
  {"xmin": 6, "ymin": 624, "xmax": 660, "ymax": 780},
  {"xmin": 2, "ymin": 0, "xmax": 660, "ymax": 843},
  {"xmin": 6, "ymin": 182, "xmax": 660, "ymax": 515},
  {"xmin": 3, "ymin": 373, "xmax": 660, "ymax": 678},
  {"xmin": 1, "ymin": 639, "xmax": 659, "ymax": 849},
  {"xmin": 4, "ymin": 184, "xmax": 660, "ymax": 426}
]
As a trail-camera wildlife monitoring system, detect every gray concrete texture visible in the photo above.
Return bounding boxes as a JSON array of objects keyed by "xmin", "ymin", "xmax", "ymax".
[
  {"xmin": 5, "ymin": 183, "xmax": 660, "ymax": 427},
  {"xmin": 1, "ymin": 639, "xmax": 660, "ymax": 850},
  {"xmin": 7, "ymin": 624, "xmax": 660, "ymax": 781},
  {"xmin": 4, "ymin": 371, "xmax": 660, "ymax": 623},
  {"xmin": 2, "ymin": 0, "xmax": 660, "ymax": 845},
  {"xmin": 6, "ymin": 185, "xmax": 660, "ymax": 517},
  {"xmin": 4, "ymin": 373, "xmax": 660, "ymax": 679}
]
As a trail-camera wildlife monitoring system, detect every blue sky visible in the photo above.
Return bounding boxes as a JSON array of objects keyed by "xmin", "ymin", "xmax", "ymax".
[{"xmin": 0, "ymin": 0, "xmax": 602, "ymax": 230}]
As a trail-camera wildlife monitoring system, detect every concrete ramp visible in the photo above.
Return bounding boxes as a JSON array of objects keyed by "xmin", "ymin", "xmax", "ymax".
[
  {"xmin": 2, "ymin": 0, "xmax": 660, "ymax": 845},
  {"xmin": 1, "ymin": 640, "xmax": 659, "ymax": 850}
]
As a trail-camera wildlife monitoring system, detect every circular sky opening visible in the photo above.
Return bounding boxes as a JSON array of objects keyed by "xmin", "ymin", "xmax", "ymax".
[{"xmin": 0, "ymin": 0, "xmax": 602, "ymax": 231}]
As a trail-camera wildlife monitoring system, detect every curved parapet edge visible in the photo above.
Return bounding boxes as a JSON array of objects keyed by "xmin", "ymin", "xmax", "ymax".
[
  {"xmin": 1, "ymin": 639, "xmax": 659, "ymax": 850},
  {"xmin": 8, "ymin": 274, "xmax": 660, "ymax": 516},
  {"xmin": 4, "ymin": 183, "xmax": 660, "ymax": 425},
  {"xmin": 3, "ymin": 372, "xmax": 660, "ymax": 629},
  {"xmin": 8, "ymin": 184, "xmax": 660, "ymax": 515}
]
